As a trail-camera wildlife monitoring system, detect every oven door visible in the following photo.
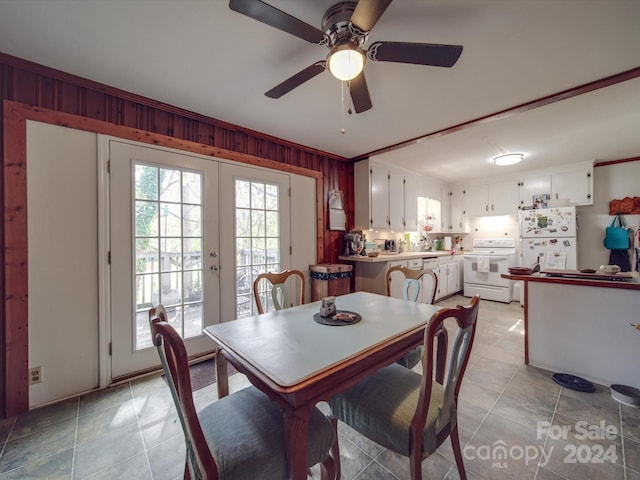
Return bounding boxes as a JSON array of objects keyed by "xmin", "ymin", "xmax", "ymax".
[{"xmin": 463, "ymin": 254, "xmax": 511, "ymax": 287}]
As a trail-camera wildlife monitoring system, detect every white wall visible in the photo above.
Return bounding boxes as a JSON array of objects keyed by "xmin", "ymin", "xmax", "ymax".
[
  {"xmin": 27, "ymin": 121, "xmax": 100, "ymax": 407},
  {"xmin": 578, "ymin": 161, "xmax": 640, "ymax": 270},
  {"xmin": 290, "ymin": 174, "xmax": 317, "ymax": 302}
]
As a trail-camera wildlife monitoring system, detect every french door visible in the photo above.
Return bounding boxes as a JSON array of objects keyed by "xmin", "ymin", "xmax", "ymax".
[
  {"xmin": 218, "ymin": 163, "xmax": 291, "ymax": 324},
  {"xmin": 107, "ymin": 139, "xmax": 292, "ymax": 379},
  {"xmin": 109, "ymin": 140, "xmax": 220, "ymax": 378}
]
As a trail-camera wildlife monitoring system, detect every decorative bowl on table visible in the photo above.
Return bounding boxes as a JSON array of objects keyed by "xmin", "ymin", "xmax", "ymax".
[{"xmin": 367, "ymin": 251, "xmax": 379, "ymax": 257}]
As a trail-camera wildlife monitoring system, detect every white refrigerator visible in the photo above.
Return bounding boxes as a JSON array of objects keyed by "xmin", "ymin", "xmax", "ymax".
[{"xmin": 519, "ymin": 206, "xmax": 577, "ymax": 270}]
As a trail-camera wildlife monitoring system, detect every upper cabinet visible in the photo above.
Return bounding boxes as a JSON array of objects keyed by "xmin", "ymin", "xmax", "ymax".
[
  {"xmin": 354, "ymin": 159, "xmax": 419, "ymax": 231},
  {"xmin": 439, "ymin": 186, "xmax": 451, "ymax": 233},
  {"xmin": 449, "ymin": 186, "xmax": 465, "ymax": 232},
  {"xmin": 461, "ymin": 181, "xmax": 519, "ymax": 217},
  {"xmin": 462, "ymin": 184, "xmax": 489, "ymax": 218},
  {"xmin": 518, "ymin": 175, "xmax": 552, "ymax": 209},
  {"xmin": 551, "ymin": 166, "xmax": 593, "ymax": 205},
  {"xmin": 448, "ymin": 162, "xmax": 594, "ymax": 220},
  {"xmin": 490, "ymin": 180, "xmax": 521, "ymax": 215}
]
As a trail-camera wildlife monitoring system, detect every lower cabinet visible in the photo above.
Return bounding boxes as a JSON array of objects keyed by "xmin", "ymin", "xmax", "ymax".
[
  {"xmin": 434, "ymin": 257, "xmax": 462, "ymax": 301},
  {"xmin": 387, "ymin": 260, "xmax": 408, "ymax": 300}
]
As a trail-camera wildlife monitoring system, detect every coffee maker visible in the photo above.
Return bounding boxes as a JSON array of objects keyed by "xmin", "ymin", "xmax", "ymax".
[{"xmin": 342, "ymin": 232, "xmax": 362, "ymax": 256}]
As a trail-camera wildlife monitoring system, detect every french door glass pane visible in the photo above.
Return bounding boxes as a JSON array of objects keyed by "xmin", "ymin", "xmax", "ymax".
[
  {"xmin": 235, "ymin": 179, "xmax": 280, "ymax": 318},
  {"xmin": 134, "ymin": 162, "xmax": 204, "ymax": 349}
]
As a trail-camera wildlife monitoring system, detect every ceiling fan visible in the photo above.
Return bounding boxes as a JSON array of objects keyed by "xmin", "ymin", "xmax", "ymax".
[{"xmin": 229, "ymin": 0, "xmax": 463, "ymax": 113}]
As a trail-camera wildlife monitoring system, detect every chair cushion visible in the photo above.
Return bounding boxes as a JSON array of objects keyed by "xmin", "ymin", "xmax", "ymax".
[
  {"xmin": 329, "ymin": 363, "xmax": 445, "ymax": 457},
  {"xmin": 198, "ymin": 386, "xmax": 335, "ymax": 479},
  {"xmin": 396, "ymin": 345, "xmax": 424, "ymax": 370}
]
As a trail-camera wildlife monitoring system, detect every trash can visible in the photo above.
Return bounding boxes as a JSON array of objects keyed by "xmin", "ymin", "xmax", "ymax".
[{"xmin": 309, "ymin": 264, "xmax": 353, "ymax": 302}]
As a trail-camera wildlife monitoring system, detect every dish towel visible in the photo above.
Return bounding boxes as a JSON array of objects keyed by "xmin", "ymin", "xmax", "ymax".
[{"xmin": 477, "ymin": 256, "xmax": 491, "ymax": 273}]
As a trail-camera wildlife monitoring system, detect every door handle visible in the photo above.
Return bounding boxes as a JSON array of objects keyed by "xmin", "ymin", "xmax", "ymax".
[{"xmin": 210, "ymin": 265, "xmax": 219, "ymax": 272}]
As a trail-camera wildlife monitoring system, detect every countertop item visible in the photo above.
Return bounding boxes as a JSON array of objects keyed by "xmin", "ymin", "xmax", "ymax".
[
  {"xmin": 502, "ymin": 271, "xmax": 640, "ymax": 291},
  {"xmin": 339, "ymin": 251, "xmax": 461, "ymax": 263}
]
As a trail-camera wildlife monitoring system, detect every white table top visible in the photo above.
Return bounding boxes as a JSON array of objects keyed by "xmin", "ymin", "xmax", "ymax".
[{"xmin": 204, "ymin": 291, "xmax": 441, "ymax": 387}]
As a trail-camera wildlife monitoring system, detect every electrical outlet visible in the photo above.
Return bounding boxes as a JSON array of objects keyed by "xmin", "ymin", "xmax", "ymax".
[{"xmin": 29, "ymin": 366, "xmax": 42, "ymax": 385}]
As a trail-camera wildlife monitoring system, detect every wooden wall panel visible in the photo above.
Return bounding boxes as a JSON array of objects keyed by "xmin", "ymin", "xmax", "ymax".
[{"xmin": 0, "ymin": 52, "xmax": 354, "ymax": 417}]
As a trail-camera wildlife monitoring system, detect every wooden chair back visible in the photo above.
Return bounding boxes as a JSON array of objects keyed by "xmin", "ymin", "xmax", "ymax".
[
  {"xmin": 410, "ymin": 295, "xmax": 480, "ymax": 474},
  {"xmin": 149, "ymin": 306, "xmax": 217, "ymax": 479},
  {"xmin": 385, "ymin": 265, "xmax": 438, "ymax": 304},
  {"xmin": 253, "ymin": 269, "xmax": 306, "ymax": 314}
]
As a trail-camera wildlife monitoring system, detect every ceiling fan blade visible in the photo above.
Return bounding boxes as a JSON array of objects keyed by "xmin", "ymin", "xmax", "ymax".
[
  {"xmin": 265, "ymin": 61, "xmax": 326, "ymax": 99},
  {"xmin": 229, "ymin": 0, "xmax": 327, "ymax": 44},
  {"xmin": 348, "ymin": 72, "xmax": 373, "ymax": 113},
  {"xmin": 350, "ymin": 0, "xmax": 392, "ymax": 33},
  {"xmin": 367, "ymin": 41, "xmax": 463, "ymax": 67}
]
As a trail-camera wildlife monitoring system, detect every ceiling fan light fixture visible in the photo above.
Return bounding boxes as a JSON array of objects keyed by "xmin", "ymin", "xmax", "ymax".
[
  {"xmin": 327, "ymin": 46, "xmax": 365, "ymax": 81},
  {"xmin": 493, "ymin": 153, "xmax": 523, "ymax": 166}
]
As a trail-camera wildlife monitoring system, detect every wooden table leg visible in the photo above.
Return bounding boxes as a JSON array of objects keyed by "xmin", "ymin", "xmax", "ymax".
[
  {"xmin": 283, "ymin": 404, "xmax": 310, "ymax": 480},
  {"xmin": 214, "ymin": 347, "xmax": 229, "ymax": 399}
]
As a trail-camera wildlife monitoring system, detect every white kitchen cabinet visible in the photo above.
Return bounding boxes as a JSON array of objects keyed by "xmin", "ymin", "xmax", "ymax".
[
  {"xmin": 462, "ymin": 184, "xmax": 489, "ymax": 218},
  {"xmin": 449, "ymin": 187, "xmax": 465, "ymax": 232},
  {"xmin": 403, "ymin": 174, "xmax": 418, "ymax": 232},
  {"xmin": 439, "ymin": 186, "xmax": 450, "ymax": 233},
  {"xmin": 370, "ymin": 163, "xmax": 390, "ymax": 229},
  {"xmin": 434, "ymin": 257, "xmax": 461, "ymax": 300},
  {"xmin": 387, "ymin": 259, "xmax": 408, "ymax": 300},
  {"xmin": 462, "ymin": 181, "xmax": 519, "ymax": 217},
  {"xmin": 489, "ymin": 180, "xmax": 520, "ymax": 215},
  {"xmin": 551, "ymin": 167, "xmax": 593, "ymax": 205},
  {"xmin": 518, "ymin": 175, "xmax": 551, "ymax": 209},
  {"xmin": 354, "ymin": 159, "xmax": 420, "ymax": 231}
]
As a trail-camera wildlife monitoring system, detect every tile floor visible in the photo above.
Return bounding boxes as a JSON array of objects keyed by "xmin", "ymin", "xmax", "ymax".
[{"xmin": 1, "ymin": 295, "xmax": 639, "ymax": 480}]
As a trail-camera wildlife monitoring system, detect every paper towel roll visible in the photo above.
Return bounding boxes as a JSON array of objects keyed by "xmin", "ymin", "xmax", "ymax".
[{"xmin": 443, "ymin": 237, "xmax": 452, "ymax": 250}]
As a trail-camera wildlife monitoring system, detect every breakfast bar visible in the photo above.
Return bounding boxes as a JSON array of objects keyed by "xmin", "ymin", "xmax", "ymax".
[{"xmin": 503, "ymin": 271, "xmax": 640, "ymax": 387}]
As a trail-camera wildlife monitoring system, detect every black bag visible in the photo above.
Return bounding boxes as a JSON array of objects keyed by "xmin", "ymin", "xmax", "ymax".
[
  {"xmin": 609, "ymin": 250, "xmax": 631, "ymax": 272},
  {"xmin": 603, "ymin": 215, "xmax": 630, "ymax": 250}
]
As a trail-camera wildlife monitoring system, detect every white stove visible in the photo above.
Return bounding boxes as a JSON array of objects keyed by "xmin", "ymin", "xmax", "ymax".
[{"xmin": 463, "ymin": 238, "xmax": 516, "ymax": 303}]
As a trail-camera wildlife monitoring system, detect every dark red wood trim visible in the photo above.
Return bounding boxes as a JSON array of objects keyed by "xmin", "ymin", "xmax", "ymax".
[
  {"xmin": 352, "ymin": 66, "xmax": 640, "ymax": 162},
  {"xmin": 0, "ymin": 52, "xmax": 349, "ymax": 164},
  {"xmin": 594, "ymin": 156, "xmax": 640, "ymax": 168},
  {"xmin": 3, "ymin": 101, "xmax": 28, "ymax": 417}
]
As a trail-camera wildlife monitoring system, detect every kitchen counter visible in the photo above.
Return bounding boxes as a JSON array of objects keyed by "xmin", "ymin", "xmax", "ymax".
[
  {"xmin": 503, "ymin": 271, "xmax": 640, "ymax": 387},
  {"xmin": 338, "ymin": 250, "xmax": 462, "ymax": 263},
  {"xmin": 339, "ymin": 250, "xmax": 464, "ymax": 298},
  {"xmin": 502, "ymin": 271, "xmax": 640, "ymax": 291}
]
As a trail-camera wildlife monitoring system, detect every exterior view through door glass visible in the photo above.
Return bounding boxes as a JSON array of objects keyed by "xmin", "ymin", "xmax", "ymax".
[
  {"xmin": 219, "ymin": 164, "xmax": 291, "ymax": 322},
  {"xmin": 109, "ymin": 140, "xmax": 220, "ymax": 379},
  {"xmin": 134, "ymin": 164, "xmax": 204, "ymax": 346},
  {"xmin": 235, "ymin": 179, "xmax": 280, "ymax": 317}
]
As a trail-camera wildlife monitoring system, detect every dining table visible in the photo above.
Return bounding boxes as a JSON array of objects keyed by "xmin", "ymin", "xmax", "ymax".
[{"xmin": 203, "ymin": 291, "xmax": 442, "ymax": 480}]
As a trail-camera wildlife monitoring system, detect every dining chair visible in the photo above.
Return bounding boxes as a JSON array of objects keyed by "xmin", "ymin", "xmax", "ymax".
[
  {"xmin": 329, "ymin": 295, "xmax": 480, "ymax": 480},
  {"xmin": 253, "ymin": 269, "xmax": 306, "ymax": 314},
  {"xmin": 385, "ymin": 265, "xmax": 438, "ymax": 369},
  {"xmin": 149, "ymin": 305, "xmax": 339, "ymax": 480}
]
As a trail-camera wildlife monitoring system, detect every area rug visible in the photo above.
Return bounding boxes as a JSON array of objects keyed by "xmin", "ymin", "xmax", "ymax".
[{"xmin": 163, "ymin": 357, "xmax": 237, "ymax": 391}]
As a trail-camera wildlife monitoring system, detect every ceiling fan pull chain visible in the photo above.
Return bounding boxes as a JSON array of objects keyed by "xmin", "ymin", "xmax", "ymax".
[{"xmin": 340, "ymin": 80, "xmax": 346, "ymax": 134}]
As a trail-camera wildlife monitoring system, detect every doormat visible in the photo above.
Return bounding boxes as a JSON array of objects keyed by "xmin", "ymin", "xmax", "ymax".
[{"xmin": 163, "ymin": 358, "xmax": 237, "ymax": 392}]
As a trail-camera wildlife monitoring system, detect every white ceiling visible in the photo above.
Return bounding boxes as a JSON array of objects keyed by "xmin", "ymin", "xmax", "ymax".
[{"xmin": 1, "ymin": 0, "xmax": 639, "ymax": 183}]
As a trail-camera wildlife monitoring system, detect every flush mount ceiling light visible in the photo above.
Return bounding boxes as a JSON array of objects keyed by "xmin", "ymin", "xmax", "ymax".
[
  {"xmin": 327, "ymin": 45, "xmax": 365, "ymax": 81},
  {"xmin": 493, "ymin": 153, "xmax": 524, "ymax": 166}
]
